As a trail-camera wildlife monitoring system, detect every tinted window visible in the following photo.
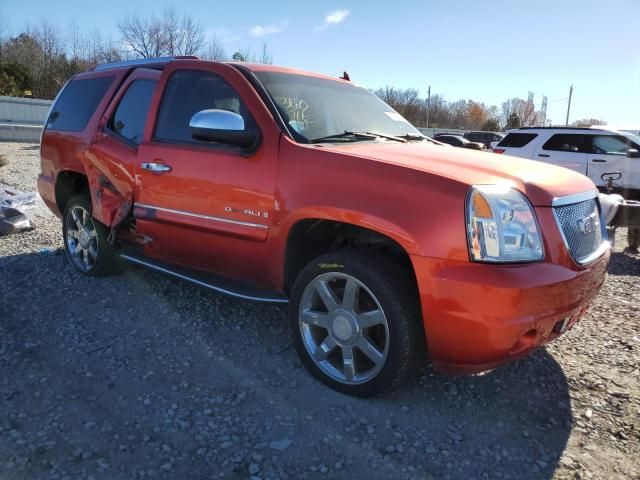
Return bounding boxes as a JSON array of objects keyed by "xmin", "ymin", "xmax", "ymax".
[
  {"xmin": 154, "ymin": 70, "xmax": 254, "ymax": 144},
  {"xmin": 437, "ymin": 136, "xmax": 462, "ymax": 146},
  {"xmin": 465, "ymin": 132, "xmax": 484, "ymax": 142},
  {"xmin": 47, "ymin": 76, "xmax": 114, "ymax": 132},
  {"xmin": 591, "ymin": 135, "xmax": 632, "ymax": 155},
  {"xmin": 109, "ymin": 80, "xmax": 157, "ymax": 145},
  {"xmin": 542, "ymin": 134, "xmax": 589, "ymax": 153},
  {"xmin": 497, "ymin": 133, "xmax": 537, "ymax": 148}
]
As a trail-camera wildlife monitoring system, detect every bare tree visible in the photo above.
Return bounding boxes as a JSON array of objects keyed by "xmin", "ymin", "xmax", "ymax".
[
  {"xmin": 118, "ymin": 13, "xmax": 166, "ymax": 58},
  {"xmin": 572, "ymin": 118, "xmax": 606, "ymax": 127},
  {"xmin": 203, "ymin": 36, "xmax": 227, "ymax": 61},
  {"xmin": 501, "ymin": 95, "xmax": 541, "ymax": 127},
  {"xmin": 27, "ymin": 20, "xmax": 66, "ymax": 98},
  {"xmin": 162, "ymin": 8, "xmax": 204, "ymax": 56},
  {"xmin": 118, "ymin": 9, "xmax": 204, "ymax": 59},
  {"xmin": 259, "ymin": 43, "xmax": 273, "ymax": 64}
]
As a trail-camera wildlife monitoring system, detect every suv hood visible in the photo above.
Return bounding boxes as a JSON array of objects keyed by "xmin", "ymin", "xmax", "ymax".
[{"xmin": 319, "ymin": 141, "xmax": 595, "ymax": 206}]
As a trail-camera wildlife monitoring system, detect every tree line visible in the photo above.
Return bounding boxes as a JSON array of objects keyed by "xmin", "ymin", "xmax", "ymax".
[
  {"xmin": 375, "ymin": 87, "xmax": 604, "ymax": 131},
  {"xmin": 0, "ymin": 8, "xmax": 272, "ymax": 99}
]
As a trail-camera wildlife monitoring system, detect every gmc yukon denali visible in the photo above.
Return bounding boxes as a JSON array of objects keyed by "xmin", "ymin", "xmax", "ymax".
[{"xmin": 38, "ymin": 57, "xmax": 610, "ymax": 397}]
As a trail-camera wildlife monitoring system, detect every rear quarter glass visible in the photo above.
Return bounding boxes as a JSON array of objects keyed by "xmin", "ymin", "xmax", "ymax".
[
  {"xmin": 47, "ymin": 76, "xmax": 115, "ymax": 132},
  {"xmin": 497, "ymin": 133, "xmax": 538, "ymax": 148}
]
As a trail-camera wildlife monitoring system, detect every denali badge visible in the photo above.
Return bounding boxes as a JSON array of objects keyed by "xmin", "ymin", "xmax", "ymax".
[
  {"xmin": 577, "ymin": 212, "xmax": 599, "ymax": 235},
  {"xmin": 224, "ymin": 206, "xmax": 269, "ymax": 219}
]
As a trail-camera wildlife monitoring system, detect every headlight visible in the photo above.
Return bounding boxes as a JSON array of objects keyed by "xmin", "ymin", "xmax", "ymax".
[{"xmin": 466, "ymin": 185, "xmax": 543, "ymax": 263}]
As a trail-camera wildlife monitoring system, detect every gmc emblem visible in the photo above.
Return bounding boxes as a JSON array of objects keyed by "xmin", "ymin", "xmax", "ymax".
[{"xmin": 577, "ymin": 212, "xmax": 599, "ymax": 235}]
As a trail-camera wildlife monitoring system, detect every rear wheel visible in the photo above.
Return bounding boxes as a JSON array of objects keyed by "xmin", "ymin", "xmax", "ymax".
[
  {"xmin": 289, "ymin": 250, "xmax": 423, "ymax": 397},
  {"xmin": 62, "ymin": 195, "xmax": 118, "ymax": 276}
]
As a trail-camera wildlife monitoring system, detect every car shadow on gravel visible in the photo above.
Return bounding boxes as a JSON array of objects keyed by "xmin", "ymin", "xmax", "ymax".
[
  {"xmin": 377, "ymin": 351, "xmax": 573, "ymax": 479},
  {"xmin": 1, "ymin": 250, "xmax": 573, "ymax": 480},
  {"xmin": 608, "ymin": 251, "xmax": 640, "ymax": 276}
]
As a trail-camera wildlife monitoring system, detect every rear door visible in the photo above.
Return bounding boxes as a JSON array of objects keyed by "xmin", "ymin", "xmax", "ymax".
[
  {"xmin": 587, "ymin": 134, "xmax": 638, "ymax": 190},
  {"xmin": 87, "ymin": 68, "xmax": 161, "ymax": 227},
  {"xmin": 532, "ymin": 133, "xmax": 589, "ymax": 174}
]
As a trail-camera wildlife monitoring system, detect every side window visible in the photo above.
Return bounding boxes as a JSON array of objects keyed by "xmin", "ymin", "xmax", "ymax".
[
  {"xmin": 154, "ymin": 69, "xmax": 254, "ymax": 145},
  {"xmin": 47, "ymin": 76, "xmax": 114, "ymax": 132},
  {"xmin": 497, "ymin": 133, "xmax": 537, "ymax": 148},
  {"xmin": 109, "ymin": 80, "xmax": 157, "ymax": 145},
  {"xmin": 591, "ymin": 135, "xmax": 631, "ymax": 155},
  {"xmin": 542, "ymin": 134, "xmax": 589, "ymax": 153}
]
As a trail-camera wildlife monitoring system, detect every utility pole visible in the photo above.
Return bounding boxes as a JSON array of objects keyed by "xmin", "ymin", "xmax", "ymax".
[
  {"xmin": 426, "ymin": 85, "xmax": 431, "ymax": 128},
  {"xmin": 565, "ymin": 85, "xmax": 573, "ymax": 126}
]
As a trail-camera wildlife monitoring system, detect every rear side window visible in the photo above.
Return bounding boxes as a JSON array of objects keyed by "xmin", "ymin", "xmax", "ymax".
[
  {"xmin": 497, "ymin": 133, "xmax": 537, "ymax": 148},
  {"xmin": 47, "ymin": 76, "xmax": 114, "ymax": 132},
  {"xmin": 109, "ymin": 80, "xmax": 157, "ymax": 145},
  {"xmin": 542, "ymin": 134, "xmax": 589, "ymax": 153},
  {"xmin": 154, "ymin": 69, "xmax": 255, "ymax": 145}
]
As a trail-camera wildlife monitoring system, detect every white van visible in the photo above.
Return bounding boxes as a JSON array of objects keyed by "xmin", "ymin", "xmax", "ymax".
[{"xmin": 493, "ymin": 127, "xmax": 640, "ymax": 198}]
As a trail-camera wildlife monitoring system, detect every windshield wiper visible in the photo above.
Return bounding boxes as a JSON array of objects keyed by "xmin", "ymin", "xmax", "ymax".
[
  {"xmin": 310, "ymin": 131, "xmax": 407, "ymax": 144},
  {"xmin": 397, "ymin": 134, "xmax": 434, "ymax": 143}
]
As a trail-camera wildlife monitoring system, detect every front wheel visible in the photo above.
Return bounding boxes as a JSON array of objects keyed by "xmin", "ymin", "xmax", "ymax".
[
  {"xmin": 62, "ymin": 195, "xmax": 119, "ymax": 276},
  {"xmin": 289, "ymin": 250, "xmax": 424, "ymax": 397}
]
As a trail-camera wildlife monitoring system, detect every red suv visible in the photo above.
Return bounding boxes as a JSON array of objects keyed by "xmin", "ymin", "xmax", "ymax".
[{"xmin": 38, "ymin": 57, "xmax": 609, "ymax": 396}]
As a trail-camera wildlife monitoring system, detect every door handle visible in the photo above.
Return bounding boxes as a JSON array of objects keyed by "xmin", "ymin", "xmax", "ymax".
[
  {"xmin": 591, "ymin": 159, "xmax": 606, "ymax": 163},
  {"xmin": 141, "ymin": 162, "xmax": 172, "ymax": 173},
  {"xmin": 537, "ymin": 154, "xmax": 550, "ymax": 158}
]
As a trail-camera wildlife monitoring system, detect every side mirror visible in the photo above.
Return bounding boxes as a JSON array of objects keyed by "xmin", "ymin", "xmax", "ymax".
[
  {"xmin": 189, "ymin": 109, "xmax": 257, "ymax": 148},
  {"xmin": 627, "ymin": 148, "xmax": 640, "ymax": 158}
]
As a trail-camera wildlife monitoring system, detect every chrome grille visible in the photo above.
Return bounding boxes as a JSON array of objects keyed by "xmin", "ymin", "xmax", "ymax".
[{"xmin": 553, "ymin": 197, "xmax": 604, "ymax": 264}]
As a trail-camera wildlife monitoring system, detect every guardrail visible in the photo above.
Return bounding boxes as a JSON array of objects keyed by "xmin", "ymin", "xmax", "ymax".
[{"xmin": 0, "ymin": 96, "xmax": 53, "ymax": 142}]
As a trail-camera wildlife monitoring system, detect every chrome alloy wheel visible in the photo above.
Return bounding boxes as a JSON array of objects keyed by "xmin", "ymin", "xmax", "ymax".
[
  {"xmin": 299, "ymin": 272, "xmax": 390, "ymax": 385},
  {"xmin": 65, "ymin": 205, "xmax": 98, "ymax": 272}
]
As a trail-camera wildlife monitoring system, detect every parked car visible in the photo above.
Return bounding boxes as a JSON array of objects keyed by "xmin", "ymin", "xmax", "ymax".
[
  {"xmin": 494, "ymin": 127, "xmax": 640, "ymax": 199},
  {"xmin": 433, "ymin": 134, "xmax": 486, "ymax": 150},
  {"xmin": 39, "ymin": 57, "xmax": 609, "ymax": 396},
  {"xmin": 463, "ymin": 131, "xmax": 504, "ymax": 148}
]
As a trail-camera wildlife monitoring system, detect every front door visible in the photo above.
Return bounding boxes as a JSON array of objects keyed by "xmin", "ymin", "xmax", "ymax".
[
  {"xmin": 587, "ymin": 134, "xmax": 638, "ymax": 191},
  {"xmin": 532, "ymin": 133, "xmax": 589, "ymax": 174},
  {"xmin": 134, "ymin": 62, "xmax": 280, "ymax": 285}
]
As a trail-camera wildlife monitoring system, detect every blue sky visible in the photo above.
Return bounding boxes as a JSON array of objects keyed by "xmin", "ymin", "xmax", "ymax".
[{"xmin": 2, "ymin": 0, "xmax": 639, "ymax": 125}]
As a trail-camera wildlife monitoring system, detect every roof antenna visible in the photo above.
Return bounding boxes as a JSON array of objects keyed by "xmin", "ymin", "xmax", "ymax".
[{"xmin": 340, "ymin": 71, "xmax": 350, "ymax": 81}]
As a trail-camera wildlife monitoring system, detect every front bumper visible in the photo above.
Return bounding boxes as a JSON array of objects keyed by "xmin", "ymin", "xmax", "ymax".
[{"xmin": 410, "ymin": 248, "xmax": 609, "ymax": 374}]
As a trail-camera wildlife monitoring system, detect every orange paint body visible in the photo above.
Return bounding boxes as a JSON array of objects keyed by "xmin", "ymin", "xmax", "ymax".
[{"xmin": 38, "ymin": 60, "xmax": 609, "ymax": 374}]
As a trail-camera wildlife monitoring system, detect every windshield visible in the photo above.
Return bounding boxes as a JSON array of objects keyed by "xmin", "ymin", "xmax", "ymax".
[
  {"xmin": 620, "ymin": 131, "xmax": 640, "ymax": 147},
  {"xmin": 254, "ymin": 71, "xmax": 421, "ymax": 142}
]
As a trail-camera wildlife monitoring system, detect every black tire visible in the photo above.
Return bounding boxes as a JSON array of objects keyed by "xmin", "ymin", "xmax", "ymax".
[
  {"xmin": 289, "ymin": 249, "xmax": 424, "ymax": 397},
  {"xmin": 628, "ymin": 227, "xmax": 640, "ymax": 250},
  {"xmin": 62, "ymin": 194, "xmax": 119, "ymax": 277}
]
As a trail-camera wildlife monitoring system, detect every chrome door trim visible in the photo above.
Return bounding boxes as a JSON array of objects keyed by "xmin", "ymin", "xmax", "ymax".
[
  {"xmin": 134, "ymin": 203, "xmax": 268, "ymax": 229},
  {"xmin": 551, "ymin": 189, "xmax": 598, "ymax": 207},
  {"xmin": 120, "ymin": 254, "xmax": 288, "ymax": 303}
]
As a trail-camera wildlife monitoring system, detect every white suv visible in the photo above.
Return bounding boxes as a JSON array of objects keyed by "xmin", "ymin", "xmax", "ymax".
[{"xmin": 493, "ymin": 127, "xmax": 640, "ymax": 198}]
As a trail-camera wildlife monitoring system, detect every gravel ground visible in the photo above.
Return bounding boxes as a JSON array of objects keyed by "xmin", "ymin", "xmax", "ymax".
[{"xmin": 1, "ymin": 141, "xmax": 639, "ymax": 480}]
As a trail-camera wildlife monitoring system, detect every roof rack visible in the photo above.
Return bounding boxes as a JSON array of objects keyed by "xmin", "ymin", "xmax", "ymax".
[
  {"xmin": 515, "ymin": 126, "xmax": 610, "ymax": 131},
  {"xmin": 93, "ymin": 56, "xmax": 198, "ymax": 72}
]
